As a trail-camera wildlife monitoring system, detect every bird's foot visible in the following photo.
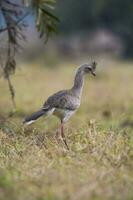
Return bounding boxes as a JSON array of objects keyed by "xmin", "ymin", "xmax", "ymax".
[{"xmin": 54, "ymin": 130, "xmax": 69, "ymax": 150}]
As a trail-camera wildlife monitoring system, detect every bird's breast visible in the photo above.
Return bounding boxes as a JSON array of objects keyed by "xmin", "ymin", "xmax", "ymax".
[{"xmin": 53, "ymin": 108, "xmax": 76, "ymax": 122}]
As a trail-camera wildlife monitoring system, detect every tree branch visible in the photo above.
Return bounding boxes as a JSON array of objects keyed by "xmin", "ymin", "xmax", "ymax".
[{"xmin": 0, "ymin": 11, "xmax": 30, "ymax": 33}]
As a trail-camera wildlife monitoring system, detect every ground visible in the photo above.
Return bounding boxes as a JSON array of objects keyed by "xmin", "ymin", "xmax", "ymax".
[{"xmin": 0, "ymin": 57, "xmax": 133, "ymax": 200}]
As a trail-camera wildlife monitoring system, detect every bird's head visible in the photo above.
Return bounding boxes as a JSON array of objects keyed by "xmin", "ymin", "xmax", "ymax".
[{"xmin": 80, "ymin": 61, "xmax": 97, "ymax": 76}]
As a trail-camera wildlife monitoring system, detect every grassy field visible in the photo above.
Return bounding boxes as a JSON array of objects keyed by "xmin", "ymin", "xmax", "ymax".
[{"xmin": 0, "ymin": 57, "xmax": 133, "ymax": 200}]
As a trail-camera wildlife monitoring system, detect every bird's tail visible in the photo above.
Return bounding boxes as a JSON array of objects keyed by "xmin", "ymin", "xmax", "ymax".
[{"xmin": 23, "ymin": 109, "xmax": 45, "ymax": 125}]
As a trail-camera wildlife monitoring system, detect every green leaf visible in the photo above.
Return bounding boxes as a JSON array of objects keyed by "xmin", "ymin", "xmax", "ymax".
[{"xmin": 41, "ymin": 8, "xmax": 60, "ymax": 22}]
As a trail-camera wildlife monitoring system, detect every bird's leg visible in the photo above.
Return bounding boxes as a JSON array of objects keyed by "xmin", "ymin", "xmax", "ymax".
[
  {"xmin": 60, "ymin": 121, "xmax": 69, "ymax": 150},
  {"xmin": 55, "ymin": 128, "xmax": 60, "ymax": 139}
]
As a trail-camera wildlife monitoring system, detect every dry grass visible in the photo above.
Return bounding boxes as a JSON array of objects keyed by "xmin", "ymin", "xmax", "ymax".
[{"xmin": 0, "ymin": 57, "xmax": 133, "ymax": 200}]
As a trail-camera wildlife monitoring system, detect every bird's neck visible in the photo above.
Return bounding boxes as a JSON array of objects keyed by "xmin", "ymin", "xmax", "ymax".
[{"xmin": 72, "ymin": 70, "xmax": 85, "ymax": 98}]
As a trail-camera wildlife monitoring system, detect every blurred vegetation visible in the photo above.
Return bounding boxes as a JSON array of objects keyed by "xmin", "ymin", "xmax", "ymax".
[
  {"xmin": 1, "ymin": 0, "xmax": 133, "ymax": 108},
  {"xmin": 56, "ymin": 0, "xmax": 133, "ymax": 58},
  {"xmin": 0, "ymin": 0, "xmax": 58, "ymax": 108}
]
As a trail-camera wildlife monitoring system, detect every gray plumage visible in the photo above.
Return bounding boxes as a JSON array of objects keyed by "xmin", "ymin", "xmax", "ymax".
[{"xmin": 23, "ymin": 61, "xmax": 97, "ymax": 149}]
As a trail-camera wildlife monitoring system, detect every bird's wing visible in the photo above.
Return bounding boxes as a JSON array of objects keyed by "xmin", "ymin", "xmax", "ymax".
[{"xmin": 43, "ymin": 90, "xmax": 80, "ymax": 111}]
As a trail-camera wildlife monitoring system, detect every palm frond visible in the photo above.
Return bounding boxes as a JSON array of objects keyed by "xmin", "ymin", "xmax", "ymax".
[{"xmin": 31, "ymin": 0, "xmax": 59, "ymax": 41}]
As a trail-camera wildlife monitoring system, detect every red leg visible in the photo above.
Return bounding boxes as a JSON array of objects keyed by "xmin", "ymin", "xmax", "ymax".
[{"xmin": 60, "ymin": 122, "xmax": 69, "ymax": 150}]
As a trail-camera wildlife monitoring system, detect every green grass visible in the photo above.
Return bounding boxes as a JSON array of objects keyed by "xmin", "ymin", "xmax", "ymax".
[{"xmin": 0, "ymin": 57, "xmax": 133, "ymax": 200}]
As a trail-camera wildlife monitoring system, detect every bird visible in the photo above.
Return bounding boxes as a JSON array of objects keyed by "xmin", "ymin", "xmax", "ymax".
[{"xmin": 23, "ymin": 61, "xmax": 97, "ymax": 149}]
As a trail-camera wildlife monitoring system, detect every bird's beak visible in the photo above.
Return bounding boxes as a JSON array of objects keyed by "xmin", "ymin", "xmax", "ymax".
[
  {"xmin": 91, "ymin": 70, "xmax": 96, "ymax": 76},
  {"xmin": 90, "ymin": 61, "xmax": 97, "ymax": 76}
]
